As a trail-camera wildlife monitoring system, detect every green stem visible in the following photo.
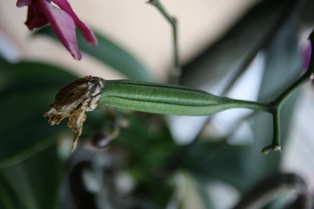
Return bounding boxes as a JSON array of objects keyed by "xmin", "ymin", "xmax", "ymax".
[
  {"xmin": 172, "ymin": 18, "xmax": 180, "ymax": 79},
  {"xmin": 273, "ymin": 110, "xmax": 281, "ymax": 148},
  {"xmin": 227, "ymin": 99, "xmax": 272, "ymax": 113},
  {"xmin": 272, "ymin": 71, "xmax": 312, "ymax": 108},
  {"xmin": 149, "ymin": 0, "xmax": 181, "ymax": 83},
  {"xmin": 261, "ymin": 110, "xmax": 281, "ymax": 155},
  {"xmin": 272, "ymin": 27, "xmax": 314, "ymax": 107},
  {"xmin": 260, "ymin": 29, "xmax": 314, "ymax": 154},
  {"xmin": 261, "ymin": 71, "xmax": 312, "ymax": 154},
  {"xmin": 149, "ymin": 0, "xmax": 176, "ymax": 26}
]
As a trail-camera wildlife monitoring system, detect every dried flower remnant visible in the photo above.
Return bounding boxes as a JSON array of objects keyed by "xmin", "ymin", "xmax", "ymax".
[{"xmin": 44, "ymin": 76, "xmax": 104, "ymax": 151}]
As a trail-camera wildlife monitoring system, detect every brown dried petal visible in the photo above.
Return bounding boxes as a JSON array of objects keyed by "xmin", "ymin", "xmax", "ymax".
[
  {"xmin": 68, "ymin": 100, "xmax": 87, "ymax": 151},
  {"xmin": 43, "ymin": 76, "xmax": 104, "ymax": 151}
]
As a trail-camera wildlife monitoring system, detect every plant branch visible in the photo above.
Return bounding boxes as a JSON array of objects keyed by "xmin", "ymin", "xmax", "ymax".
[
  {"xmin": 260, "ymin": 70, "xmax": 313, "ymax": 154},
  {"xmin": 261, "ymin": 109, "xmax": 281, "ymax": 154},
  {"xmin": 149, "ymin": 0, "xmax": 181, "ymax": 84},
  {"xmin": 261, "ymin": 29, "xmax": 314, "ymax": 154},
  {"xmin": 272, "ymin": 71, "xmax": 312, "ymax": 108}
]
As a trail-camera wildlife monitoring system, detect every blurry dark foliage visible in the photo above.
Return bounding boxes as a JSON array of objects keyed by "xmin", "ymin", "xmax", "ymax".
[{"xmin": 0, "ymin": 0, "xmax": 313, "ymax": 208}]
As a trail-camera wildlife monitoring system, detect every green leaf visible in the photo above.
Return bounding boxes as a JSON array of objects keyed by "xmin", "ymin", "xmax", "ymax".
[
  {"xmin": 0, "ymin": 61, "xmax": 77, "ymax": 167},
  {"xmin": 0, "ymin": 146, "xmax": 62, "ymax": 209},
  {"xmin": 0, "ymin": 174, "xmax": 23, "ymax": 209},
  {"xmin": 0, "ymin": 166, "xmax": 36, "ymax": 209},
  {"xmin": 178, "ymin": 140, "xmax": 255, "ymax": 192},
  {"xmin": 23, "ymin": 146, "xmax": 62, "ymax": 209},
  {"xmin": 34, "ymin": 27, "xmax": 155, "ymax": 82},
  {"xmin": 181, "ymin": 0, "xmax": 303, "ymax": 90}
]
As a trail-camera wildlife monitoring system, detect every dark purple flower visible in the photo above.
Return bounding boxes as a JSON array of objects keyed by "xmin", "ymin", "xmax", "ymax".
[{"xmin": 16, "ymin": 0, "xmax": 97, "ymax": 60}]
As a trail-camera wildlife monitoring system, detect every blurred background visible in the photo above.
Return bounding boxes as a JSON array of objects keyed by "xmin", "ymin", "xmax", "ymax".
[
  {"xmin": 0, "ymin": 0, "xmax": 258, "ymax": 79},
  {"xmin": 0, "ymin": 0, "xmax": 314, "ymax": 208}
]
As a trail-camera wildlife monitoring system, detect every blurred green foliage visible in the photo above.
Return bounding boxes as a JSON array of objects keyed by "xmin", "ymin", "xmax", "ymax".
[{"xmin": 0, "ymin": 0, "xmax": 312, "ymax": 208}]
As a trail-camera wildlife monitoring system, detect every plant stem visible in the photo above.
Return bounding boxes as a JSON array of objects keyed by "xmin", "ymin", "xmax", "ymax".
[
  {"xmin": 261, "ymin": 110, "xmax": 281, "ymax": 155},
  {"xmin": 227, "ymin": 98, "xmax": 273, "ymax": 113},
  {"xmin": 260, "ymin": 29, "xmax": 314, "ymax": 154},
  {"xmin": 149, "ymin": 0, "xmax": 181, "ymax": 83},
  {"xmin": 260, "ymin": 70, "xmax": 313, "ymax": 154},
  {"xmin": 272, "ymin": 71, "xmax": 312, "ymax": 108}
]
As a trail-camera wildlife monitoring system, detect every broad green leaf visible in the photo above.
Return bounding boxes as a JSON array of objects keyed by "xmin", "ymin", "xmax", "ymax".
[
  {"xmin": 34, "ymin": 27, "xmax": 155, "ymax": 82},
  {"xmin": 181, "ymin": 0, "xmax": 303, "ymax": 90},
  {"xmin": 0, "ymin": 146, "xmax": 62, "ymax": 209},
  {"xmin": 0, "ymin": 173, "xmax": 23, "ymax": 209},
  {"xmin": 0, "ymin": 61, "xmax": 77, "ymax": 167},
  {"xmin": 179, "ymin": 140, "xmax": 254, "ymax": 192},
  {"xmin": 0, "ymin": 166, "xmax": 36, "ymax": 209},
  {"xmin": 23, "ymin": 146, "xmax": 62, "ymax": 209}
]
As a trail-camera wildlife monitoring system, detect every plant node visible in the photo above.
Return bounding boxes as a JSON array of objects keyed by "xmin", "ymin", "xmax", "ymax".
[{"xmin": 261, "ymin": 145, "xmax": 282, "ymax": 155}]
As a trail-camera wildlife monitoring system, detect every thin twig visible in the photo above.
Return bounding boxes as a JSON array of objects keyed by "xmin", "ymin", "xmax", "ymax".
[{"xmin": 148, "ymin": 0, "xmax": 181, "ymax": 84}]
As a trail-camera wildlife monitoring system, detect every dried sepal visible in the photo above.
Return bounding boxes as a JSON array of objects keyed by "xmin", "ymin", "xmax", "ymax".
[{"xmin": 44, "ymin": 76, "xmax": 104, "ymax": 151}]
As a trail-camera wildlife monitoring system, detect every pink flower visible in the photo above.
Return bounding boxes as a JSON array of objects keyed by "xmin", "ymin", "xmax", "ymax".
[
  {"xmin": 303, "ymin": 41, "xmax": 312, "ymax": 70},
  {"xmin": 16, "ymin": 0, "xmax": 97, "ymax": 60}
]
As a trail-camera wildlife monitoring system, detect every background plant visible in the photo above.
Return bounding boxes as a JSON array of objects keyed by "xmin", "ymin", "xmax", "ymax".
[{"xmin": 0, "ymin": 0, "xmax": 314, "ymax": 209}]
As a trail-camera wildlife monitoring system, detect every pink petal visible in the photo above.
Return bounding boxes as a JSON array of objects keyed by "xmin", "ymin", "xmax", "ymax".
[
  {"xmin": 38, "ymin": 0, "xmax": 82, "ymax": 60},
  {"xmin": 52, "ymin": 0, "xmax": 97, "ymax": 45},
  {"xmin": 16, "ymin": 0, "xmax": 33, "ymax": 7},
  {"xmin": 25, "ymin": 1, "xmax": 48, "ymax": 30}
]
